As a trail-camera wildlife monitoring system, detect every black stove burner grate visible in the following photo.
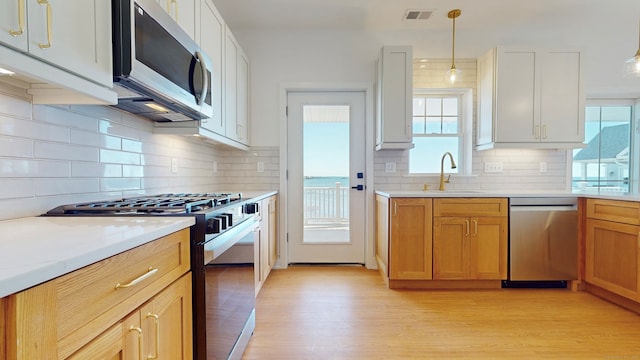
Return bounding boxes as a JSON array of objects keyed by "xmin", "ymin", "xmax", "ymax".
[{"xmin": 45, "ymin": 193, "xmax": 243, "ymax": 215}]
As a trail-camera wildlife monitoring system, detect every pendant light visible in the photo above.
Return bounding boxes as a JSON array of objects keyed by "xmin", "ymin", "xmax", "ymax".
[
  {"xmin": 625, "ymin": 18, "xmax": 640, "ymax": 76},
  {"xmin": 447, "ymin": 9, "xmax": 462, "ymax": 84}
]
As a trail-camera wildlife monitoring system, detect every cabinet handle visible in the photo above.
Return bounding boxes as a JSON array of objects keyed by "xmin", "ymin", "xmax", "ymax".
[
  {"xmin": 147, "ymin": 313, "xmax": 160, "ymax": 359},
  {"xmin": 115, "ymin": 267, "xmax": 158, "ymax": 289},
  {"xmin": 168, "ymin": 0, "xmax": 178, "ymax": 20},
  {"xmin": 9, "ymin": 0, "xmax": 25, "ymax": 36},
  {"xmin": 534, "ymin": 125, "xmax": 540, "ymax": 140},
  {"xmin": 393, "ymin": 201, "xmax": 397, "ymax": 216},
  {"xmin": 129, "ymin": 326, "xmax": 144, "ymax": 360},
  {"xmin": 465, "ymin": 219, "xmax": 470, "ymax": 236},
  {"xmin": 37, "ymin": 0, "xmax": 52, "ymax": 49},
  {"xmin": 542, "ymin": 124, "xmax": 548, "ymax": 139},
  {"xmin": 472, "ymin": 219, "xmax": 478, "ymax": 236}
]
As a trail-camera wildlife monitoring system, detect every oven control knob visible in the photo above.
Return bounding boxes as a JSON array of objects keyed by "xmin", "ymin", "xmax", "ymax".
[
  {"xmin": 216, "ymin": 215, "xmax": 228, "ymax": 230},
  {"xmin": 206, "ymin": 218, "xmax": 222, "ymax": 234},
  {"xmin": 243, "ymin": 203, "xmax": 259, "ymax": 214},
  {"xmin": 222, "ymin": 213, "xmax": 233, "ymax": 227}
]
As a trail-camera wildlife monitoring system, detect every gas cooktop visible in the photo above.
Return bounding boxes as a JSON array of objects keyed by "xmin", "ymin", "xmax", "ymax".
[{"xmin": 45, "ymin": 193, "xmax": 243, "ymax": 215}]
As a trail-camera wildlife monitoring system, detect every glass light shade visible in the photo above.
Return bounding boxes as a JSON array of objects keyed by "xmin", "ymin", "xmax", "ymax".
[
  {"xmin": 447, "ymin": 67, "xmax": 461, "ymax": 84},
  {"xmin": 625, "ymin": 51, "xmax": 640, "ymax": 76}
]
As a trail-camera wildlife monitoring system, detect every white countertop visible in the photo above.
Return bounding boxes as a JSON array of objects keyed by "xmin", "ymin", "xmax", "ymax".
[
  {"xmin": 375, "ymin": 189, "xmax": 640, "ymax": 201},
  {"xmin": 0, "ymin": 216, "xmax": 194, "ymax": 298}
]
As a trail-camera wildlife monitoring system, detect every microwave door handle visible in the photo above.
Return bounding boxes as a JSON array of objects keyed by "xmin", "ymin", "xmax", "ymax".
[{"xmin": 195, "ymin": 51, "xmax": 209, "ymax": 106}]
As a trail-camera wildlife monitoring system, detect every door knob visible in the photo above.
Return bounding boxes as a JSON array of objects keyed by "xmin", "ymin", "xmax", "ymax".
[{"xmin": 351, "ymin": 185, "xmax": 364, "ymax": 191}]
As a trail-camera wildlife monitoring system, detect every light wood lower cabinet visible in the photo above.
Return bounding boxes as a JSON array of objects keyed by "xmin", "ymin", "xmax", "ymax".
[
  {"xmin": 256, "ymin": 195, "xmax": 278, "ymax": 295},
  {"xmin": 585, "ymin": 199, "xmax": 640, "ymax": 302},
  {"xmin": 433, "ymin": 216, "xmax": 507, "ymax": 280},
  {"xmin": 4, "ymin": 229, "xmax": 192, "ymax": 360},
  {"xmin": 389, "ymin": 198, "xmax": 432, "ymax": 280}
]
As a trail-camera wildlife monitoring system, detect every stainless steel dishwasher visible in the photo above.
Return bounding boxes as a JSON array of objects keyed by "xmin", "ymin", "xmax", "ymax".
[{"xmin": 504, "ymin": 197, "xmax": 578, "ymax": 288}]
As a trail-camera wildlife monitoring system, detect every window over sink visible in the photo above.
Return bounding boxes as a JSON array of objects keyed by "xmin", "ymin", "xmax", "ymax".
[{"xmin": 409, "ymin": 89, "xmax": 472, "ymax": 174}]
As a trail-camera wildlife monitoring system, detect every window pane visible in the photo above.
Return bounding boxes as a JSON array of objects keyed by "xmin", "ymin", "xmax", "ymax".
[
  {"xmin": 410, "ymin": 137, "xmax": 459, "ymax": 173},
  {"xmin": 413, "ymin": 98, "xmax": 426, "ymax": 116},
  {"xmin": 413, "ymin": 117, "xmax": 425, "ymax": 134},
  {"xmin": 442, "ymin": 98, "xmax": 458, "ymax": 116},
  {"xmin": 442, "ymin": 117, "xmax": 458, "ymax": 134},
  {"xmin": 426, "ymin": 116, "xmax": 441, "ymax": 133},
  {"xmin": 425, "ymin": 98, "xmax": 442, "ymax": 116}
]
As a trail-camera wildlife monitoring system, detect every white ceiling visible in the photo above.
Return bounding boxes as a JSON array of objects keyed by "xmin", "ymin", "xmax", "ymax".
[{"xmin": 212, "ymin": 0, "xmax": 640, "ymax": 98}]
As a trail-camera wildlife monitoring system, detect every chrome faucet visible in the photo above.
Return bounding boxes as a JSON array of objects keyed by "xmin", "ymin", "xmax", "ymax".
[{"xmin": 439, "ymin": 152, "xmax": 457, "ymax": 191}]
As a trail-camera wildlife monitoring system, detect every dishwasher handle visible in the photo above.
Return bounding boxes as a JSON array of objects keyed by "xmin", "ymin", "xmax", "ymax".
[{"xmin": 510, "ymin": 205, "xmax": 577, "ymax": 212}]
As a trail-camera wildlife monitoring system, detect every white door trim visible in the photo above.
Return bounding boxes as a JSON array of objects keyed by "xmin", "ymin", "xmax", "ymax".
[{"xmin": 276, "ymin": 82, "xmax": 376, "ymax": 269}]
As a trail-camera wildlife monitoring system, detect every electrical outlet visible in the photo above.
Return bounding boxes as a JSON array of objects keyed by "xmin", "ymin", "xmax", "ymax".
[
  {"xmin": 385, "ymin": 162, "xmax": 396, "ymax": 173},
  {"xmin": 171, "ymin": 158, "xmax": 178, "ymax": 173},
  {"xmin": 213, "ymin": 161, "xmax": 218, "ymax": 173},
  {"xmin": 257, "ymin": 162, "xmax": 264, "ymax": 173},
  {"xmin": 539, "ymin": 162, "xmax": 548, "ymax": 173},
  {"xmin": 484, "ymin": 162, "xmax": 503, "ymax": 173}
]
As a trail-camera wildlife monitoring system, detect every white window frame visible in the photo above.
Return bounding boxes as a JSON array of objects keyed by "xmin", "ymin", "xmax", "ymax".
[{"xmin": 410, "ymin": 88, "xmax": 473, "ymax": 175}]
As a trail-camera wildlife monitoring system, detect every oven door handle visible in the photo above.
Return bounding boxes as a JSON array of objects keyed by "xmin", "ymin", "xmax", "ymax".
[{"xmin": 203, "ymin": 218, "xmax": 258, "ymax": 264}]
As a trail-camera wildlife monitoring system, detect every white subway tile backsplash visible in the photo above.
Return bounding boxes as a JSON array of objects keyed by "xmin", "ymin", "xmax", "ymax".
[
  {"xmin": 0, "ymin": 116, "xmax": 69, "ymax": 142},
  {"xmin": 0, "ymin": 136, "xmax": 33, "ymax": 158},
  {"xmin": 0, "ymin": 159, "xmax": 70, "ymax": 177},
  {"xmin": 99, "ymin": 149, "xmax": 141, "ymax": 165},
  {"xmin": 122, "ymin": 165, "xmax": 144, "ymax": 178},
  {"xmin": 36, "ymin": 142, "xmax": 99, "ymax": 162},
  {"xmin": 33, "ymin": 105, "xmax": 98, "ymax": 132},
  {"xmin": 35, "ymin": 178, "xmax": 100, "ymax": 196},
  {"xmin": 0, "ymin": 179, "xmax": 33, "ymax": 199},
  {"xmin": 72, "ymin": 163, "xmax": 122, "ymax": 178},
  {"xmin": 100, "ymin": 178, "xmax": 142, "ymax": 192},
  {"xmin": 70, "ymin": 129, "xmax": 122, "ymax": 150}
]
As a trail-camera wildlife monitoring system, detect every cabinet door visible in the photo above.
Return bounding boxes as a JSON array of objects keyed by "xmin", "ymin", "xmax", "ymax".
[
  {"xmin": 159, "ymin": 0, "xmax": 196, "ymax": 39},
  {"xmin": 268, "ymin": 197, "xmax": 278, "ymax": 269},
  {"xmin": 470, "ymin": 217, "xmax": 507, "ymax": 280},
  {"xmin": 433, "ymin": 217, "xmax": 468, "ymax": 279},
  {"xmin": 0, "ymin": 0, "xmax": 28, "ymax": 51},
  {"xmin": 236, "ymin": 48, "xmax": 250, "ymax": 144},
  {"xmin": 142, "ymin": 274, "xmax": 193, "ymax": 360},
  {"xmin": 26, "ymin": 0, "xmax": 112, "ymax": 87},
  {"xmin": 585, "ymin": 219, "xmax": 640, "ymax": 301},
  {"xmin": 540, "ymin": 50, "xmax": 583, "ymax": 143},
  {"xmin": 389, "ymin": 198, "xmax": 432, "ymax": 280},
  {"xmin": 224, "ymin": 27, "xmax": 238, "ymax": 142},
  {"xmin": 199, "ymin": 0, "xmax": 225, "ymax": 135},
  {"xmin": 375, "ymin": 46, "xmax": 413, "ymax": 150},
  {"xmin": 494, "ymin": 48, "xmax": 537, "ymax": 143},
  {"xmin": 67, "ymin": 323, "xmax": 125, "ymax": 360}
]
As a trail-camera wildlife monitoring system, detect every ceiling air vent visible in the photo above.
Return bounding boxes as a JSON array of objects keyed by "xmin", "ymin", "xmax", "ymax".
[{"xmin": 403, "ymin": 10, "xmax": 433, "ymax": 20}]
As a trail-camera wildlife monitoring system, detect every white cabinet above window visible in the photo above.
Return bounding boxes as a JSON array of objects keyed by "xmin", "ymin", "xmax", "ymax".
[
  {"xmin": 476, "ymin": 46, "xmax": 585, "ymax": 150},
  {"xmin": 156, "ymin": 0, "xmax": 197, "ymax": 40},
  {"xmin": 375, "ymin": 46, "xmax": 414, "ymax": 150},
  {"xmin": 0, "ymin": 0, "xmax": 116, "ymax": 105}
]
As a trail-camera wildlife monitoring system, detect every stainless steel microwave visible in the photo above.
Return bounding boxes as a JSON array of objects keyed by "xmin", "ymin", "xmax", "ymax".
[{"xmin": 112, "ymin": 0, "xmax": 213, "ymax": 121}]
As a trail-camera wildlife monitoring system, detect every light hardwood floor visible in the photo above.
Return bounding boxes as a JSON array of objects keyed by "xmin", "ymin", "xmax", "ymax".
[{"xmin": 243, "ymin": 265, "xmax": 640, "ymax": 359}]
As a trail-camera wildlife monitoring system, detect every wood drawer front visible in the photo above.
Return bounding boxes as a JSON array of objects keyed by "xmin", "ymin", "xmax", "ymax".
[
  {"xmin": 433, "ymin": 198, "xmax": 508, "ymax": 217},
  {"xmin": 586, "ymin": 199, "xmax": 640, "ymax": 225},
  {"xmin": 56, "ymin": 229, "xmax": 190, "ymax": 357}
]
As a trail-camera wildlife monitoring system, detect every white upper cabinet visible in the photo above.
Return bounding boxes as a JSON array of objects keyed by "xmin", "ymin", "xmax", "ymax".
[
  {"xmin": 198, "ymin": 0, "xmax": 225, "ymax": 135},
  {"xmin": 224, "ymin": 26, "xmax": 250, "ymax": 147},
  {"xmin": 476, "ymin": 46, "xmax": 585, "ymax": 150},
  {"xmin": 156, "ymin": 0, "xmax": 197, "ymax": 40},
  {"xmin": 0, "ymin": 0, "xmax": 116, "ymax": 104},
  {"xmin": 375, "ymin": 46, "xmax": 414, "ymax": 150}
]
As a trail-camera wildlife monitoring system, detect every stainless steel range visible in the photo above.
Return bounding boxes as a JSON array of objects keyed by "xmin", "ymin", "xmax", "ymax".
[{"xmin": 45, "ymin": 193, "xmax": 260, "ymax": 360}]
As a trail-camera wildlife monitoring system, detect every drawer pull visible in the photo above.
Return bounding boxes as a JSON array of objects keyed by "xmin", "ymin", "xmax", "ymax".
[
  {"xmin": 115, "ymin": 267, "xmax": 158, "ymax": 289},
  {"xmin": 147, "ymin": 313, "xmax": 160, "ymax": 359},
  {"xmin": 129, "ymin": 326, "xmax": 143, "ymax": 360}
]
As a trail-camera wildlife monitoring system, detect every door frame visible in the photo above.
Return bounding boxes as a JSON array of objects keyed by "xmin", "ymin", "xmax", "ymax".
[{"xmin": 277, "ymin": 82, "xmax": 376, "ymax": 269}]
